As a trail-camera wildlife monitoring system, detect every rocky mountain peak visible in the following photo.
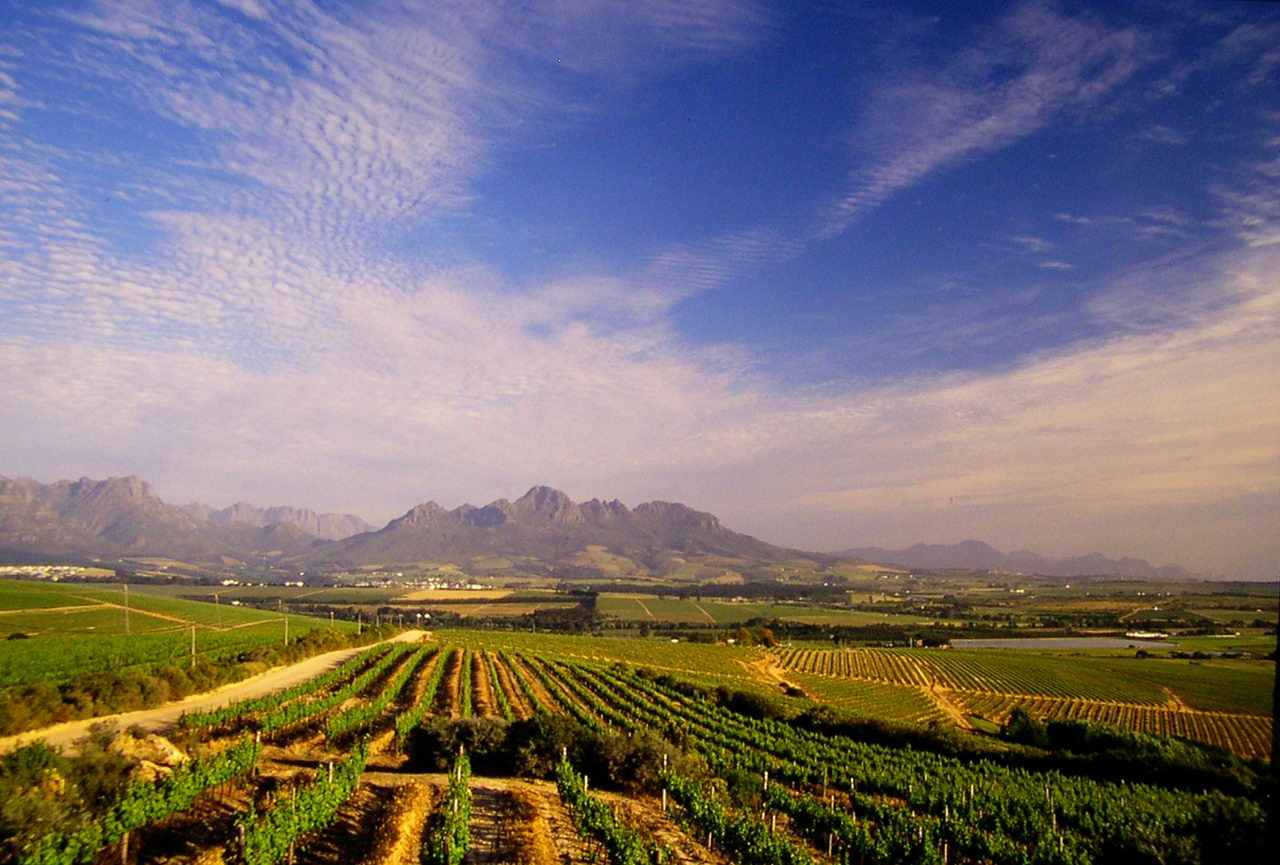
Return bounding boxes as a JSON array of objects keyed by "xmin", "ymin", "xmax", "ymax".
[
  {"xmin": 389, "ymin": 501, "xmax": 450, "ymax": 528},
  {"xmin": 509, "ymin": 486, "xmax": 579, "ymax": 522}
]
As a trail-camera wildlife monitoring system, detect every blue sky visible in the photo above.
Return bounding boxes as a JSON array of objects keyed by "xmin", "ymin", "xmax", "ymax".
[{"xmin": 1, "ymin": 0, "xmax": 1277, "ymax": 578}]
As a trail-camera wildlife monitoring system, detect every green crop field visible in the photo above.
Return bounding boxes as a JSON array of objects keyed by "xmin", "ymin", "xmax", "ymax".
[
  {"xmin": 790, "ymin": 671, "xmax": 947, "ymax": 725},
  {"xmin": 595, "ymin": 592, "xmax": 946, "ymax": 626},
  {"xmin": 1084, "ymin": 657, "xmax": 1275, "ymax": 715},
  {"xmin": 0, "ymin": 580, "xmax": 357, "ymax": 689}
]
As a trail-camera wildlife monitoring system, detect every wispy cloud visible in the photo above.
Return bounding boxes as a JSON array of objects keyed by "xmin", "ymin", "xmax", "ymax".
[
  {"xmin": 1, "ymin": 1, "xmax": 1276, "ymax": 580},
  {"xmin": 1133, "ymin": 124, "xmax": 1188, "ymax": 145},
  {"xmin": 817, "ymin": 0, "xmax": 1148, "ymax": 238}
]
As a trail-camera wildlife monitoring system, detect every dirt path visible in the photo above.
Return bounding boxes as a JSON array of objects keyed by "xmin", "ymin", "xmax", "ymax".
[
  {"xmin": 0, "ymin": 604, "xmax": 105, "ymax": 616},
  {"xmin": 742, "ymin": 654, "xmax": 809, "ymax": 697},
  {"xmin": 690, "ymin": 602, "xmax": 717, "ymax": 624},
  {"xmin": 0, "ymin": 630, "xmax": 428, "ymax": 753},
  {"xmin": 632, "ymin": 596, "xmax": 656, "ymax": 619},
  {"xmin": 921, "ymin": 684, "xmax": 976, "ymax": 731}
]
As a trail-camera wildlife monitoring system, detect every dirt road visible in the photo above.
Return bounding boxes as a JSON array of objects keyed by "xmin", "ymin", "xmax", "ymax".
[{"xmin": 0, "ymin": 630, "xmax": 428, "ymax": 753}]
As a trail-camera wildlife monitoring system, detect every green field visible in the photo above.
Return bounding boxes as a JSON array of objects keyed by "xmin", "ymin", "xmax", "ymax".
[
  {"xmin": 0, "ymin": 580, "xmax": 357, "ymax": 689},
  {"xmin": 790, "ymin": 672, "xmax": 947, "ymax": 725},
  {"xmin": 595, "ymin": 592, "xmax": 944, "ymax": 626}
]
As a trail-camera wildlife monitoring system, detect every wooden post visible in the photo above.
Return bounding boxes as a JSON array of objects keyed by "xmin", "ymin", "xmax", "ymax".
[
  {"xmin": 120, "ymin": 830, "xmax": 129, "ymax": 865},
  {"xmin": 662, "ymin": 789, "xmax": 667, "ymax": 811}
]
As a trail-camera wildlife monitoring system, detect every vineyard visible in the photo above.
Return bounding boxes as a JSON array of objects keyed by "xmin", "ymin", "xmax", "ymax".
[
  {"xmin": 1, "ymin": 629, "xmax": 1268, "ymax": 865},
  {"xmin": 772, "ymin": 646, "xmax": 1273, "ymax": 759}
]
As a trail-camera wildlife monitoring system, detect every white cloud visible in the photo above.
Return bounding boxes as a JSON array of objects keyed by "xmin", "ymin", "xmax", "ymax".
[
  {"xmin": 1, "ymin": 0, "xmax": 1277, "ymax": 581},
  {"xmin": 818, "ymin": 0, "xmax": 1148, "ymax": 238}
]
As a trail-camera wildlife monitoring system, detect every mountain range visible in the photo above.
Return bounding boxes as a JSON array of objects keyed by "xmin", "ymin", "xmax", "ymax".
[
  {"xmin": 0, "ymin": 475, "xmax": 814, "ymax": 574},
  {"xmin": 839, "ymin": 540, "xmax": 1198, "ymax": 580},
  {"xmin": 0, "ymin": 474, "xmax": 1198, "ymax": 580},
  {"xmin": 179, "ymin": 501, "xmax": 373, "ymax": 540}
]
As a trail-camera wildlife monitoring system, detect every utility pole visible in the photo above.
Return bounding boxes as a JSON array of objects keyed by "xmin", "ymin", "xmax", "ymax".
[{"xmin": 190, "ymin": 624, "xmax": 196, "ymax": 665}]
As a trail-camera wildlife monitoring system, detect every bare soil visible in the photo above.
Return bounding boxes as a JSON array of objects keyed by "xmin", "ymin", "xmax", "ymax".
[
  {"xmin": 487, "ymin": 653, "xmax": 534, "ymax": 720},
  {"xmin": 505, "ymin": 655, "xmax": 562, "ymax": 714},
  {"xmin": 470, "ymin": 652, "xmax": 498, "ymax": 719},
  {"xmin": 595, "ymin": 790, "xmax": 734, "ymax": 865}
]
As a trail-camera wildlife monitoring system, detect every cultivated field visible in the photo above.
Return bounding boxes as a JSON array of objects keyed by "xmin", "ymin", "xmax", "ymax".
[
  {"xmin": 773, "ymin": 645, "xmax": 1274, "ymax": 759},
  {"xmin": 1, "ymin": 628, "xmax": 1267, "ymax": 865}
]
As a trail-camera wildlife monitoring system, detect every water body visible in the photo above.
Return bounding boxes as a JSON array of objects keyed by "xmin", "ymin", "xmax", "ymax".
[{"xmin": 951, "ymin": 637, "xmax": 1176, "ymax": 650}]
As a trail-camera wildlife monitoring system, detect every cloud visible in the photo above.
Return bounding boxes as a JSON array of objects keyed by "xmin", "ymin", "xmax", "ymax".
[
  {"xmin": 818, "ymin": 0, "xmax": 1148, "ymax": 238},
  {"xmin": 1133, "ymin": 124, "xmax": 1188, "ymax": 145},
  {"xmin": 1, "ymin": 0, "xmax": 1276, "ymax": 581}
]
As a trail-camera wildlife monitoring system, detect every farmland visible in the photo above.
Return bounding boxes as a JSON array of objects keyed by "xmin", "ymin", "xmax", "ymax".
[
  {"xmin": 0, "ymin": 580, "xmax": 379, "ymax": 737},
  {"xmin": 1, "ymin": 626, "xmax": 1269, "ymax": 865},
  {"xmin": 595, "ymin": 593, "xmax": 944, "ymax": 627},
  {"xmin": 772, "ymin": 645, "xmax": 1273, "ymax": 758}
]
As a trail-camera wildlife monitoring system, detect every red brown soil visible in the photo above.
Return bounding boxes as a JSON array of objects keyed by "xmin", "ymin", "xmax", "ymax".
[
  {"xmin": 595, "ymin": 791, "xmax": 733, "ymax": 865},
  {"xmin": 487, "ymin": 654, "xmax": 534, "ymax": 720},
  {"xmin": 470, "ymin": 652, "xmax": 498, "ymax": 719},
  {"xmin": 435, "ymin": 648, "xmax": 463, "ymax": 718},
  {"xmin": 505, "ymin": 655, "xmax": 562, "ymax": 714}
]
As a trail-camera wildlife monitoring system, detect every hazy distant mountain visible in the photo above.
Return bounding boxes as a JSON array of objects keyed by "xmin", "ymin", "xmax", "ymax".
[
  {"xmin": 180, "ymin": 501, "xmax": 372, "ymax": 540},
  {"xmin": 0, "ymin": 475, "xmax": 318, "ymax": 562},
  {"xmin": 839, "ymin": 539, "xmax": 1197, "ymax": 580},
  {"xmin": 310, "ymin": 485, "xmax": 805, "ymax": 569}
]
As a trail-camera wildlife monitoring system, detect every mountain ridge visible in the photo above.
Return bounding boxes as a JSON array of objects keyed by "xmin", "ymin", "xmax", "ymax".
[
  {"xmin": 1, "ymin": 474, "xmax": 1204, "ymax": 579},
  {"xmin": 0, "ymin": 476, "xmax": 827, "ymax": 574},
  {"xmin": 179, "ymin": 500, "xmax": 373, "ymax": 540},
  {"xmin": 839, "ymin": 539, "xmax": 1199, "ymax": 580}
]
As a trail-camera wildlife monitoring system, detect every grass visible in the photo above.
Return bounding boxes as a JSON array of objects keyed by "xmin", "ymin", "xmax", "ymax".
[
  {"xmin": 0, "ymin": 581, "xmax": 99, "ymax": 611},
  {"xmin": 1086, "ymin": 657, "xmax": 1275, "ymax": 715},
  {"xmin": 0, "ymin": 579, "xmax": 357, "ymax": 688},
  {"xmin": 594, "ymin": 593, "xmax": 946, "ymax": 626}
]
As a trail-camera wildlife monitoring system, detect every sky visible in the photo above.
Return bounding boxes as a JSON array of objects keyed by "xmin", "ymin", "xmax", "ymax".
[{"xmin": 0, "ymin": 0, "xmax": 1277, "ymax": 579}]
